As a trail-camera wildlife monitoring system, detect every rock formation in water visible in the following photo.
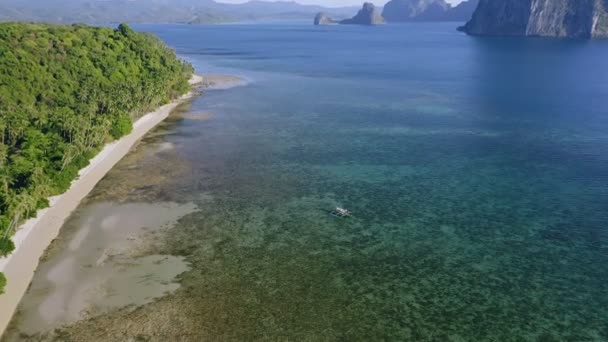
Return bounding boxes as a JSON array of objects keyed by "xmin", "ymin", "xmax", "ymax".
[
  {"xmin": 314, "ymin": 12, "xmax": 337, "ymax": 25},
  {"xmin": 382, "ymin": 0, "xmax": 449, "ymax": 22},
  {"xmin": 462, "ymin": 0, "xmax": 608, "ymax": 38},
  {"xmin": 381, "ymin": 0, "xmax": 478, "ymax": 22},
  {"xmin": 315, "ymin": 0, "xmax": 476, "ymax": 25},
  {"xmin": 340, "ymin": 2, "xmax": 385, "ymax": 25}
]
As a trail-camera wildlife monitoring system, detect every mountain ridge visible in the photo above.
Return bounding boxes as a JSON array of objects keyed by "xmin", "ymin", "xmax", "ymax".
[
  {"xmin": 0, "ymin": 0, "xmax": 359, "ymax": 24},
  {"xmin": 381, "ymin": 0, "xmax": 479, "ymax": 22}
]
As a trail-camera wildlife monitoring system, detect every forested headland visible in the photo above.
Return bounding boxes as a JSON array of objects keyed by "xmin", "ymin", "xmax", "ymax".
[{"xmin": 0, "ymin": 22, "xmax": 193, "ymax": 293}]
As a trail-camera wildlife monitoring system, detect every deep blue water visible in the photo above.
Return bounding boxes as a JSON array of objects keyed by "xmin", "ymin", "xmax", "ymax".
[{"xmin": 130, "ymin": 22, "xmax": 608, "ymax": 340}]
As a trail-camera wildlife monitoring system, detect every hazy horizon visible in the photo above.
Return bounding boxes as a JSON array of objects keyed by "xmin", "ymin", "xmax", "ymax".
[{"xmin": 215, "ymin": 0, "xmax": 464, "ymax": 8}]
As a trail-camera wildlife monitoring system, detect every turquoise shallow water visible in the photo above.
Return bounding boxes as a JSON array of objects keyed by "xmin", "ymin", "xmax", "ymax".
[{"xmin": 26, "ymin": 22, "xmax": 606, "ymax": 340}]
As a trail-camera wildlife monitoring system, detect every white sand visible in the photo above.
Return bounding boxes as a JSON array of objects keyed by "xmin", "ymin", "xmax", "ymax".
[{"xmin": 0, "ymin": 74, "xmax": 203, "ymax": 335}]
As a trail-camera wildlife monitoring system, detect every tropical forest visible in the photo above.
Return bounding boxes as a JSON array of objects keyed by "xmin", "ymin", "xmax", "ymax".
[{"xmin": 0, "ymin": 22, "xmax": 193, "ymax": 293}]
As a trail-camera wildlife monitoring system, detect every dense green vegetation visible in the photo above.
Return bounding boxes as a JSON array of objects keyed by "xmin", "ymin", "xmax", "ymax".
[
  {"xmin": 0, "ymin": 272, "xmax": 5, "ymax": 294},
  {"xmin": 0, "ymin": 22, "xmax": 193, "ymax": 292}
]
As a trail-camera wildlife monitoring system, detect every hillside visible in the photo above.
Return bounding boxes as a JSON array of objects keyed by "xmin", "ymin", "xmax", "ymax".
[
  {"xmin": 381, "ymin": 0, "xmax": 479, "ymax": 22},
  {"xmin": 0, "ymin": 23, "xmax": 193, "ymax": 293},
  {"xmin": 0, "ymin": 0, "xmax": 358, "ymax": 24}
]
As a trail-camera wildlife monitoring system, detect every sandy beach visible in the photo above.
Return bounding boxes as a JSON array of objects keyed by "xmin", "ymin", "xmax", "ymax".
[{"xmin": 0, "ymin": 74, "xmax": 211, "ymax": 335}]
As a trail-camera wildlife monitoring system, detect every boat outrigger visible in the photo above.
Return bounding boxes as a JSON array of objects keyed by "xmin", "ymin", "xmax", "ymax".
[{"xmin": 330, "ymin": 207, "xmax": 352, "ymax": 218}]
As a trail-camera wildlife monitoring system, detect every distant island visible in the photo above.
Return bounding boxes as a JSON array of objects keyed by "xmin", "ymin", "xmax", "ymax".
[
  {"xmin": 314, "ymin": 2, "xmax": 384, "ymax": 25},
  {"xmin": 382, "ymin": 0, "xmax": 479, "ymax": 22},
  {"xmin": 314, "ymin": 0, "xmax": 479, "ymax": 26},
  {"xmin": 340, "ymin": 2, "xmax": 384, "ymax": 25},
  {"xmin": 461, "ymin": 0, "xmax": 608, "ymax": 38},
  {"xmin": 314, "ymin": 12, "xmax": 338, "ymax": 25},
  {"xmin": 0, "ymin": 0, "xmax": 358, "ymax": 25},
  {"xmin": 315, "ymin": 2, "xmax": 384, "ymax": 25}
]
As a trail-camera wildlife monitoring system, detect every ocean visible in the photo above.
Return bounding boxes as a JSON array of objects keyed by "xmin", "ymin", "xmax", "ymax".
[{"xmin": 7, "ymin": 22, "xmax": 608, "ymax": 341}]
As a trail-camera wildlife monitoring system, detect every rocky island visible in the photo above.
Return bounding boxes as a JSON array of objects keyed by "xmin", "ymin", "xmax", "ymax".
[
  {"xmin": 341, "ymin": 2, "xmax": 384, "ymax": 25},
  {"xmin": 461, "ymin": 0, "xmax": 608, "ymax": 38},
  {"xmin": 314, "ymin": 12, "xmax": 337, "ymax": 25},
  {"xmin": 314, "ymin": 0, "xmax": 477, "ymax": 25},
  {"xmin": 381, "ymin": 0, "xmax": 478, "ymax": 22},
  {"xmin": 314, "ymin": 2, "xmax": 384, "ymax": 25}
]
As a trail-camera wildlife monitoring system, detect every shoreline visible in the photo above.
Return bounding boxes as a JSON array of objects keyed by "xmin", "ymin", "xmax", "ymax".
[{"xmin": 0, "ymin": 74, "xmax": 207, "ymax": 335}]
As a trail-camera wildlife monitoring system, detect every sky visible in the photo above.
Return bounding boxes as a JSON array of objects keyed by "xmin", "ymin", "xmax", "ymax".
[{"xmin": 216, "ymin": 0, "xmax": 464, "ymax": 8}]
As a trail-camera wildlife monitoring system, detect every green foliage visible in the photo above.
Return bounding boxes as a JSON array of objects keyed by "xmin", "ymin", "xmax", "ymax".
[
  {"xmin": 0, "ymin": 238, "xmax": 15, "ymax": 257},
  {"xmin": 110, "ymin": 113, "xmax": 133, "ymax": 139},
  {"xmin": 117, "ymin": 23, "xmax": 135, "ymax": 37},
  {"xmin": 0, "ymin": 23, "xmax": 193, "ymax": 261},
  {"xmin": 0, "ymin": 272, "xmax": 5, "ymax": 294}
]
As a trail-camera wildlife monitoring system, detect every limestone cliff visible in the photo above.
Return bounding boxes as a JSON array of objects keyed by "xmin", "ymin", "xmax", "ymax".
[
  {"xmin": 462, "ymin": 0, "xmax": 608, "ymax": 38},
  {"xmin": 314, "ymin": 12, "xmax": 337, "ymax": 25},
  {"xmin": 381, "ymin": 0, "xmax": 478, "ymax": 22},
  {"xmin": 340, "ymin": 2, "xmax": 385, "ymax": 25},
  {"xmin": 446, "ymin": 0, "xmax": 479, "ymax": 21},
  {"xmin": 382, "ymin": 0, "xmax": 449, "ymax": 22}
]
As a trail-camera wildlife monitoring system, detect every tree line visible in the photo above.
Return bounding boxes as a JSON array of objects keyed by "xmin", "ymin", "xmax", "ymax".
[{"xmin": 0, "ymin": 22, "xmax": 193, "ymax": 293}]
